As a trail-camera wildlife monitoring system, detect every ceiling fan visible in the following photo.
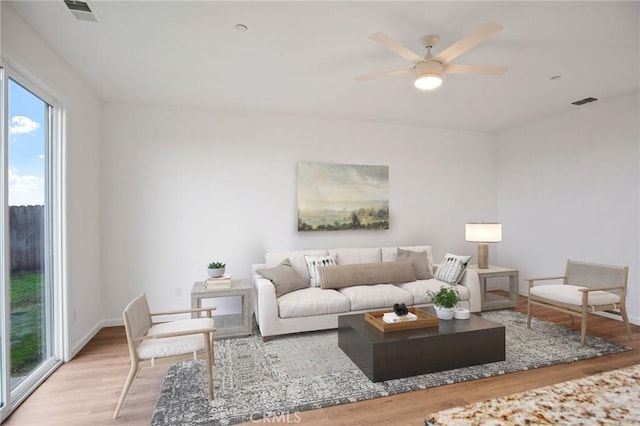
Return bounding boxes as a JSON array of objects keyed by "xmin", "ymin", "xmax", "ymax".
[{"xmin": 356, "ymin": 22, "xmax": 507, "ymax": 90}]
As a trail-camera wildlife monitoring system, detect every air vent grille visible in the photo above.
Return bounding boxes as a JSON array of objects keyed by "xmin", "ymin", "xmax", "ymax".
[
  {"xmin": 571, "ymin": 97, "xmax": 598, "ymax": 106},
  {"xmin": 63, "ymin": 0, "xmax": 98, "ymax": 22},
  {"xmin": 64, "ymin": 0, "xmax": 91, "ymax": 12}
]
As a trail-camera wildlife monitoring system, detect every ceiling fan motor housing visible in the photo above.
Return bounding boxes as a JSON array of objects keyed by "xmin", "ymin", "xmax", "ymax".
[{"xmin": 414, "ymin": 60, "xmax": 443, "ymax": 77}]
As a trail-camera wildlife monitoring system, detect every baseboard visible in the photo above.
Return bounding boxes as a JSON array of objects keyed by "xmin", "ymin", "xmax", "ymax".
[
  {"xmin": 102, "ymin": 317, "xmax": 124, "ymax": 327},
  {"xmin": 597, "ymin": 310, "xmax": 640, "ymax": 326},
  {"xmin": 67, "ymin": 321, "xmax": 102, "ymax": 361},
  {"xmin": 66, "ymin": 318, "xmax": 124, "ymax": 361}
]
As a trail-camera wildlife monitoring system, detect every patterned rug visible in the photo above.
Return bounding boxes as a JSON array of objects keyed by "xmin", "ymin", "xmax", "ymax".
[
  {"xmin": 151, "ymin": 311, "xmax": 631, "ymax": 425},
  {"xmin": 425, "ymin": 363, "xmax": 640, "ymax": 425}
]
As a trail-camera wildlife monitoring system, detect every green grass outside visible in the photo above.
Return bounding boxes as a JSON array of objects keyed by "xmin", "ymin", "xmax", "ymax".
[{"xmin": 10, "ymin": 271, "xmax": 45, "ymax": 376}]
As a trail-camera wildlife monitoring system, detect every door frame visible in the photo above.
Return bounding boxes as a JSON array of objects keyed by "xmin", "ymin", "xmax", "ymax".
[{"xmin": 0, "ymin": 56, "xmax": 66, "ymax": 422}]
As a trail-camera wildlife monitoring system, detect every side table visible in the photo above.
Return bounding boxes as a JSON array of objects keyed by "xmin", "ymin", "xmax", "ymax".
[
  {"xmin": 191, "ymin": 280, "xmax": 253, "ymax": 338},
  {"xmin": 467, "ymin": 265, "xmax": 519, "ymax": 311}
]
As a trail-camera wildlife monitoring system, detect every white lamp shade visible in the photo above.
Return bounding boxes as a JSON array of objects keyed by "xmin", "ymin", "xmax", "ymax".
[{"xmin": 466, "ymin": 223, "xmax": 502, "ymax": 242}]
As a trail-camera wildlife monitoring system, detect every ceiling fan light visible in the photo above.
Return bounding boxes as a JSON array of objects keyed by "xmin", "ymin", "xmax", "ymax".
[{"xmin": 414, "ymin": 73, "xmax": 442, "ymax": 90}]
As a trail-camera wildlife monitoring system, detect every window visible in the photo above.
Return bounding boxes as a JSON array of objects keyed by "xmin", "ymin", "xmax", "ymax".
[{"xmin": 0, "ymin": 59, "xmax": 64, "ymax": 421}]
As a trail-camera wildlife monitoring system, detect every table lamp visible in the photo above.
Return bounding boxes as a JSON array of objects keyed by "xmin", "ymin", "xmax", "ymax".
[{"xmin": 465, "ymin": 223, "xmax": 502, "ymax": 269}]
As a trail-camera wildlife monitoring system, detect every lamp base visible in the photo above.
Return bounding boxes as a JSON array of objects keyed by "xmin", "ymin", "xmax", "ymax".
[{"xmin": 477, "ymin": 243, "xmax": 489, "ymax": 269}]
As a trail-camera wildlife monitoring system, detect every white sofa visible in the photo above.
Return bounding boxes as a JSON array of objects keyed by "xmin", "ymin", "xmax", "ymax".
[{"xmin": 251, "ymin": 245, "xmax": 481, "ymax": 340}]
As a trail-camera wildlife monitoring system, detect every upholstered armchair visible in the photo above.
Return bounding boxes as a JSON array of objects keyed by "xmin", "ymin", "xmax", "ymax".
[
  {"xmin": 113, "ymin": 293, "xmax": 216, "ymax": 419},
  {"xmin": 526, "ymin": 260, "xmax": 631, "ymax": 347}
]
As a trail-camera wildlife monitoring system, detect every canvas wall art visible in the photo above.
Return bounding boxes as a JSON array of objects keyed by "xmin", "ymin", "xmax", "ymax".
[{"xmin": 297, "ymin": 162, "xmax": 389, "ymax": 231}]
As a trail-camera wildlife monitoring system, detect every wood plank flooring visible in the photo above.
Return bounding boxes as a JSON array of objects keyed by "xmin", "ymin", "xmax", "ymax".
[{"xmin": 4, "ymin": 296, "xmax": 639, "ymax": 426}]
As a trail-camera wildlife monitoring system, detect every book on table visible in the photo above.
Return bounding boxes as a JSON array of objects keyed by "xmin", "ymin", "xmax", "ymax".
[
  {"xmin": 382, "ymin": 311, "xmax": 417, "ymax": 324},
  {"xmin": 205, "ymin": 275, "xmax": 232, "ymax": 288}
]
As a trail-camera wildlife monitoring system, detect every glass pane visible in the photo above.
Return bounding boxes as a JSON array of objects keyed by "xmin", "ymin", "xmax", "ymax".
[
  {"xmin": 7, "ymin": 78, "xmax": 49, "ymax": 391},
  {"xmin": 0, "ymin": 65, "xmax": 5, "ymax": 414}
]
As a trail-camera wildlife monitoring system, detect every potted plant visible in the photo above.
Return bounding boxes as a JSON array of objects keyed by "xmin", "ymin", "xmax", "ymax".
[
  {"xmin": 427, "ymin": 285, "xmax": 460, "ymax": 320},
  {"xmin": 207, "ymin": 261, "xmax": 226, "ymax": 278}
]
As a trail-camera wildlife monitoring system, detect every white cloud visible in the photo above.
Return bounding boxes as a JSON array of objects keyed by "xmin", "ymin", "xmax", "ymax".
[
  {"xmin": 9, "ymin": 115, "xmax": 41, "ymax": 135},
  {"xmin": 38, "ymin": 154, "xmax": 45, "ymax": 159},
  {"xmin": 8, "ymin": 169, "xmax": 44, "ymax": 206}
]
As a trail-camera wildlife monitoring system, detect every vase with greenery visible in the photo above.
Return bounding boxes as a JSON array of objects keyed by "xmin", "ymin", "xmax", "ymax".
[
  {"xmin": 427, "ymin": 285, "xmax": 459, "ymax": 320},
  {"xmin": 207, "ymin": 261, "xmax": 226, "ymax": 278}
]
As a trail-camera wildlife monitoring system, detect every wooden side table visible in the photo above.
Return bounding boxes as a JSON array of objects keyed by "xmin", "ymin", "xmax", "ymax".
[
  {"xmin": 191, "ymin": 280, "xmax": 253, "ymax": 338},
  {"xmin": 467, "ymin": 265, "xmax": 519, "ymax": 311}
]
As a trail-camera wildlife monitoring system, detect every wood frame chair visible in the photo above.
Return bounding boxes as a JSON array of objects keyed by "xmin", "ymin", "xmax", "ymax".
[
  {"xmin": 527, "ymin": 259, "xmax": 632, "ymax": 347},
  {"xmin": 113, "ymin": 293, "xmax": 216, "ymax": 419}
]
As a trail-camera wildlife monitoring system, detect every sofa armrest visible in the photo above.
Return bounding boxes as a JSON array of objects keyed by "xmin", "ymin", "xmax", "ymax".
[
  {"xmin": 433, "ymin": 264, "xmax": 480, "ymax": 313},
  {"xmin": 251, "ymin": 265, "xmax": 280, "ymax": 336},
  {"xmin": 251, "ymin": 263, "xmax": 267, "ymax": 316},
  {"xmin": 458, "ymin": 269, "xmax": 481, "ymax": 313}
]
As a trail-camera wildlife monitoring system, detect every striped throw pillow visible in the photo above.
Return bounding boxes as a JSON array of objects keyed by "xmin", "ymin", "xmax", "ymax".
[
  {"xmin": 434, "ymin": 253, "xmax": 472, "ymax": 284},
  {"xmin": 317, "ymin": 262, "xmax": 416, "ymax": 289},
  {"xmin": 304, "ymin": 254, "xmax": 337, "ymax": 287}
]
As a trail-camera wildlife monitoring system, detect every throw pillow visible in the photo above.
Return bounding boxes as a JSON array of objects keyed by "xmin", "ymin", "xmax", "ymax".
[
  {"xmin": 317, "ymin": 262, "xmax": 417, "ymax": 289},
  {"xmin": 434, "ymin": 253, "xmax": 472, "ymax": 284},
  {"xmin": 256, "ymin": 258, "xmax": 309, "ymax": 298},
  {"xmin": 397, "ymin": 248, "xmax": 432, "ymax": 279},
  {"xmin": 304, "ymin": 254, "xmax": 337, "ymax": 287}
]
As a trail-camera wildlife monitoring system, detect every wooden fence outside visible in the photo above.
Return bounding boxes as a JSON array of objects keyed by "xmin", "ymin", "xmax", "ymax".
[{"xmin": 9, "ymin": 205, "xmax": 44, "ymax": 272}]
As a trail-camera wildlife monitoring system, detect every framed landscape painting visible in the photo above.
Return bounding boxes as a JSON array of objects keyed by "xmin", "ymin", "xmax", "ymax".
[{"xmin": 297, "ymin": 162, "xmax": 389, "ymax": 231}]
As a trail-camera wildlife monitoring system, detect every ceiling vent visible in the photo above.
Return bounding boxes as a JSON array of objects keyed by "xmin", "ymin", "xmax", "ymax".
[
  {"xmin": 571, "ymin": 97, "xmax": 598, "ymax": 106},
  {"xmin": 63, "ymin": 0, "xmax": 99, "ymax": 22}
]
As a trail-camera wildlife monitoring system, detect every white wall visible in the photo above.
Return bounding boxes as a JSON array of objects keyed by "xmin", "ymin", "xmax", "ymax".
[
  {"xmin": 6, "ymin": 0, "xmax": 637, "ymax": 341},
  {"xmin": 101, "ymin": 103, "xmax": 498, "ymax": 320},
  {"xmin": 497, "ymin": 94, "xmax": 640, "ymax": 324},
  {"xmin": 2, "ymin": 4, "xmax": 103, "ymax": 358}
]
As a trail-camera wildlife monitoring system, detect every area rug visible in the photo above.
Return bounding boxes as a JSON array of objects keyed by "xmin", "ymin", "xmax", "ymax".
[
  {"xmin": 151, "ymin": 311, "xmax": 631, "ymax": 425},
  {"xmin": 425, "ymin": 363, "xmax": 640, "ymax": 425}
]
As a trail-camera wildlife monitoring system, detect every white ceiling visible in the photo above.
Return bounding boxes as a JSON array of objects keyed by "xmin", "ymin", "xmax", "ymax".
[{"xmin": 7, "ymin": 1, "xmax": 640, "ymax": 133}]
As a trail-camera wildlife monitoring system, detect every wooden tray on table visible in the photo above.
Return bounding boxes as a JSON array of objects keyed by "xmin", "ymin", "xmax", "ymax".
[{"xmin": 364, "ymin": 307, "xmax": 438, "ymax": 332}]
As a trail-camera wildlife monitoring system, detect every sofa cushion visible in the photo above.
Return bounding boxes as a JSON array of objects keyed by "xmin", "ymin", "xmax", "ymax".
[
  {"xmin": 338, "ymin": 284, "xmax": 413, "ymax": 311},
  {"xmin": 328, "ymin": 248, "xmax": 382, "ymax": 265},
  {"xmin": 304, "ymin": 254, "xmax": 337, "ymax": 287},
  {"xmin": 317, "ymin": 262, "xmax": 416, "ymax": 289},
  {"xmin": 256, "ymin": 259, "xmax": 309, "ymax": 298},
  {"xmin": 397, "ymin": 248, "xmax": 433, "ymax": 279},
  {"xmin": 277, "ymin": 288, "xmax": 350, "ymax": 318},
  {"xmin": 382, "ymin": 246, "xmax": 434, "ymax": 275},
  {"xmin": 434, "ymin": 253, "xmax": 472, "ymax": 284},
  {"xmin": 265, "ymin": 250, "xmax": 328, "ymax": 282},
  {"xmin": 396, "ymin": 279, "xmax": 471, "ymax": 305}
]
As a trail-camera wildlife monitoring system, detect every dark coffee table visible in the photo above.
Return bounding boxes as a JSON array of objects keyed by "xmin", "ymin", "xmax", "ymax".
[{"xmin": 338, "ymin": 308, "xmax": 505, "ymax": 382}]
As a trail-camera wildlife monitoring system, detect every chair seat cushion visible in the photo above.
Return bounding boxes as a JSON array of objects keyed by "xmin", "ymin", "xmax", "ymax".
[
  {"xmin": 137, "ymin": 317, "xmax": 213, "ymax": 359},
  {"xmin": 530, "ymin": 285, "xmax": 621, "ymax": 307}
]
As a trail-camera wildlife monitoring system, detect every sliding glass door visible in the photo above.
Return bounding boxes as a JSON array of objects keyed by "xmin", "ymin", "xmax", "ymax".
[{"xmin": 0, "ymin": 60, "xmax": 63, "ymax": 421}]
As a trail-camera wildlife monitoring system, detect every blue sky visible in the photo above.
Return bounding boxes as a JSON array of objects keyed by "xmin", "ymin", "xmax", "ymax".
[{"xmin": 8, "ymin": 78, "xmax": 45, "ymax": 206}]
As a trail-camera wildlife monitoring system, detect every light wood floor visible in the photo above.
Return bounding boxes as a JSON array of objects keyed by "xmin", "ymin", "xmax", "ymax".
[{"xmin": 4, "ymin": 296, "xmax": 639, "ymax": 426}]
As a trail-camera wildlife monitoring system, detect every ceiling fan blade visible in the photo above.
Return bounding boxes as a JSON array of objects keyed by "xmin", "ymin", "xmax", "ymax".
[
  {"xmin": 444, "ymin": 64, "xmax": 507, "ymax": 75},
  {"xmin": 355, "ymin": 69, "xmax": 413, "ymax": 82},
  {"xmin": 369, "ymin": 32, "xmax": 423, "ymax": 64},
  {"xmin": 435, "ymin": 22, "xmax": 502, "ymax": 64}
]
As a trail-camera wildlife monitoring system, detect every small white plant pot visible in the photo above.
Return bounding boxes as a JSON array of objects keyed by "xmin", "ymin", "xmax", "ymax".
[
  {"xmin": 207, "ymin": 267, "xmax": 225, "ymax": 278},
  {"xmin": 454, "ymin": 308, "xmax": 470, "ymax": 320},
  {"xmin": 435, "ymin": 306, "xmax": 455, "ymax": 320}
]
